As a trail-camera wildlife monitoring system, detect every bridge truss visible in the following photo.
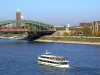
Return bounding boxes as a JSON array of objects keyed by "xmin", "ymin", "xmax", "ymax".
[{"xmin": 0, "ymin": 20, "xmax": 55, "ymax": 31}]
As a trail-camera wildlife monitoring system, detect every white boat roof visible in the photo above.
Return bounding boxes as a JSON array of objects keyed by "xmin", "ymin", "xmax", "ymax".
[
  {"xmin": 40, "ymin": 50, "xmax": 65, "ymax": 58},
  {"xmin": 41, "ymin": 54, "xmax": 64, "ymax": 58}
]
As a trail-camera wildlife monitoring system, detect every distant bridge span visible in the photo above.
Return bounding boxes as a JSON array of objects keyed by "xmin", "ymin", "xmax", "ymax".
[
  {"xmin": 0, "ymin": 20, "xmax": 55, "ymax": 30},
  {"xmin": 0, "ymin": 20, "xmax": 56, "ymax": 41}
]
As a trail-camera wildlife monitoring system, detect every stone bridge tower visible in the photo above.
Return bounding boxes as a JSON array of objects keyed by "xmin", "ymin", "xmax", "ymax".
[{"xmin": 16, "ymin": 6, "xmax": 21, "ymax": 27}]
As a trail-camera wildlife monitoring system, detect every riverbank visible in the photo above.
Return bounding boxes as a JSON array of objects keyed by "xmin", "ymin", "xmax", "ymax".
[
  {"xmin": 35, "ymin": 39, "xmax": 100, "ymax": 45},
  {"xmin": 1, "ymin": 35, "xmax": 100, "ymax": 45},
  {"xmin": 0, "ymin": 36, "xmax": 25, "ymax": 40}
]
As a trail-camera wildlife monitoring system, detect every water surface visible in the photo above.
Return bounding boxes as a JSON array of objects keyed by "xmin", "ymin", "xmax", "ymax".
[{"xmin": 0, "ymin": 39, "xmax": 100, "ymax": 75}]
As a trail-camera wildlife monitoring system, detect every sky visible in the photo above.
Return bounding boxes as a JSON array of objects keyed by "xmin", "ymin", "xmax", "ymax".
[{"xmin": 0, "ymin": 0, "xmax": 100, "ymax": 26}]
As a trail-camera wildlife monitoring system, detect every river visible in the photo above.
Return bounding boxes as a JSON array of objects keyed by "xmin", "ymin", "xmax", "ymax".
[{"xmin": 0, "ymin": 38, "xmax": 100, "ymax": 75}]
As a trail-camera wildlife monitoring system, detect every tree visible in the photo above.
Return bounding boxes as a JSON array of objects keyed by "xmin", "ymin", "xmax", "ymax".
[
  {"xmin": 62, "ymin": 32, "xmax": 68, "ymax": 36},
  {"xmin": 82, "ymin": 27, "xmax": 91, "ymax": 36},
  {"xmin": 71, "ymin": 31, "xmax": 78, "ymax": 36},
  {"xmin": 96, "ymin": 32, "xmax": 100, "ymax": 37}
]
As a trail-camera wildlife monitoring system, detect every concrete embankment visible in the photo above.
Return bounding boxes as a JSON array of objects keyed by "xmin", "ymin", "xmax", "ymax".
[
  {"xmin": 35, "ymin": 36, "xmax": 100, "ymax": 45},
  {"xmin": 35, "ymin": 39, "xmax": 100, "ymax": 45},
  {"xmin": 0, "ymin": 34, "xmax": 27, "ymax": 40},
  {"xmin": 0, "ymin": 36, "xmax": 22, "ymax": 40}
]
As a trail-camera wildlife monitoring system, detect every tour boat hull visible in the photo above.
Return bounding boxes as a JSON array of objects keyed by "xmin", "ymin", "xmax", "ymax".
[
  {"xmin": 38, "ymin": 61, "xmax": 69, "ymax": 68},
  {"xmin": 38, "ymin": 50, "xmax": 70, "ymax": 68}
]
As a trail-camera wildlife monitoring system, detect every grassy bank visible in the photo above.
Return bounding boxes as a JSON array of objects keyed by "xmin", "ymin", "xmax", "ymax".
[{"xmin": 39, "ymin": 36, "xmax": 100, "ymax": 42}]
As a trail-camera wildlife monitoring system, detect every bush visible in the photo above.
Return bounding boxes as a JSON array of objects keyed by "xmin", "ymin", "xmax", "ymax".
[{"xmin": 63, "ymin": 32, "xmax": 68, "ymax": 36}]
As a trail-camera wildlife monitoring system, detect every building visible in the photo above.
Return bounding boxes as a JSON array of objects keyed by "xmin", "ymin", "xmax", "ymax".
[
  {"xmin": 53, "ymin": 24, "xmax": 71, "ymax": 36},
  {"xmin": 79, "ymin": 23, "xmax": 91, "ymax": 27},
  {"xmin": 53, "ymin": 26, "xmax": 66, "ymax": 36},
  {"xmin": 66, "ymin": 23, "xmax": 71, "ymax": 33},
  {"xmin": 54, "ymin": 26, "xmax": 66, "ymax": 31},
  {"xmin": 75, "ymin": 23, "xmax": 92, "ymax": 35},
  {"xmin": 68, "ymin": 22, "xmax": 92, "ymax": 36},
  {"xmin": 16, "ymin": 6, "xmax": 21, "ymax": 26},
  {"xmin": 92, "ymin": 21, "xmax": 100, "ymax": 35}
]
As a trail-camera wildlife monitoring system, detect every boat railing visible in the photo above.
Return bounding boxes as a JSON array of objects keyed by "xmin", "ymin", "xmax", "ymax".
[{"xmin": 39, "ymin": 55, "xmax": 68, "ymax": 61}]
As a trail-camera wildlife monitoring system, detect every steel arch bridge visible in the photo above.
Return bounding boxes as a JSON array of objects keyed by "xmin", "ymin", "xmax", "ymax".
[
  {"xmin": 0, "ymin": 20, "xmax": 55, "ymax": 31},
  {"xmin": 0, "ymin": 20, "xmax": 56, "ymax": 41}
]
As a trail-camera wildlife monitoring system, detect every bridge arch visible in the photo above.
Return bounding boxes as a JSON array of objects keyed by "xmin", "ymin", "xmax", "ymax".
[{"xmin": 0, "ymin": 20, "xmax": 55, "ymax": 31}]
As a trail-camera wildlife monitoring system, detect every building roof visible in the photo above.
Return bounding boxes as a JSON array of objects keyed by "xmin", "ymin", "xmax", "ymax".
[{"xmin": 97, "ymin": 21, "xmax": 100, "ymax": 23}]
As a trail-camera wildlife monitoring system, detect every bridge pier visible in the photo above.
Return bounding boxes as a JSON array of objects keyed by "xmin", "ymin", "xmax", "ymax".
[{"xmin": 25, "ymin": 31, "xmax": 55, "ymax": 41}]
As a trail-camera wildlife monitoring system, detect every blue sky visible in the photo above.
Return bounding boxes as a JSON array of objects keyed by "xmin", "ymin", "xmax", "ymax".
[{"xmin": 0, "ymin": 0, "xmax": 100, "ymax": 26}]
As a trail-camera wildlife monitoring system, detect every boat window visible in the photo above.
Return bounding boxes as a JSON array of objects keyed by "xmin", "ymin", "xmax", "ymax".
[
  {"xmin": 60, "ymin": 58, "xmax": 65, "ymax": 61},
  {"xmin": 38, "ymin": 59, "xmax": 68, "ymax": 65},
  {"xmin": 40, "ymin": 56, "xmax": 43, "ymax": 58},
  {"xmin": 47, "ymin": 57, "xmax": 49, "ymax": 59},
  {"xmin": 60, "ymin": 62, "xmax": 67, "ymax": 64}
]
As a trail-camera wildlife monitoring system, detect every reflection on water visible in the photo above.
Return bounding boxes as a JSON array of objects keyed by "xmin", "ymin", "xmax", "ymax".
[
  {"xmin": 38, "ymin": 64, "xmax": 69, "ymax": 70},
  {"xmin": 38, "ymin": 64, "xmax": 69, "ymax": 75},
  {"xmin": 38, "ymin": 64, "xmax": 100, "ymax": 75}
]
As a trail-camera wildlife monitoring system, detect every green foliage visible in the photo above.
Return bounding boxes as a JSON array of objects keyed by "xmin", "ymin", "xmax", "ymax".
[
  {"xmin": 71, "ymin": 32, "xmax": 78, "ymax": 36},
  {"xmin": 16, "ymin": 25, "xmax": 21, "ymax": 28},
  {"xmin": 96, "ymin": 32, "xmax": 100, "ymax": 37},
  {"xmin": 63, "ymin": 32, "xmax": 68, "ymax": 36},
  {"xmin": 4, "ymin": 34, "xmax": 11, "ymax": 37},
  {"xmin": 82, "ymin": 27, "xmax": 91, "ymax": 36}
]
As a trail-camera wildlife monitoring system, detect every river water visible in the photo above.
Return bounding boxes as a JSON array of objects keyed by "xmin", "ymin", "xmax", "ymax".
[{"xmin": 0, "ymin": 38, "xmax": 100, "ymax": 75}]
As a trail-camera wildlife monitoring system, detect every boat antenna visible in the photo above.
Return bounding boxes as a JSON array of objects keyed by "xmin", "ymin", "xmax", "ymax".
[{"xmin": 45, "ymin": 50, "xmax": 51, "ymax": 55}]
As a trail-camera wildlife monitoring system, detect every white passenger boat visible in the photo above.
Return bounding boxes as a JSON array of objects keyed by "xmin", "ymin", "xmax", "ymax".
[{"xmin": 38, "ymin": 50, "xmax": 69, "ymax": 68}]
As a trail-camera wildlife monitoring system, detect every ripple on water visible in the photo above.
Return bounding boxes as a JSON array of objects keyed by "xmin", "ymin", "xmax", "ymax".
[{"xmin": 0, "ymin": 39, "xmax": 100, "ymax": 75}]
